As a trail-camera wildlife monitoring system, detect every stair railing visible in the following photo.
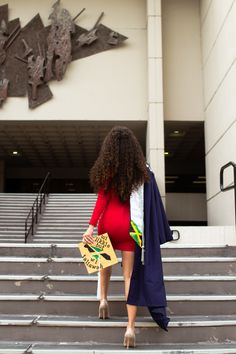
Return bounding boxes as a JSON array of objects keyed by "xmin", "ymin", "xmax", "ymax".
[
  {"xmin": 171, "ymin": 229, "xmax": 180, "ymax": 241},
  {"xmin": 220, "ymin": 161, "xmax": 236, "ymax": 229},
  {"xmin": 25, "ymin": 172, "xmax": 51, "ymax": 243}
]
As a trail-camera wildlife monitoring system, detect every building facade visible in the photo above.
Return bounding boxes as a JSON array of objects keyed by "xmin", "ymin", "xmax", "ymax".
[{"xmin": 0, "ymin": 0, "xmax": 236, "ymax": 228}]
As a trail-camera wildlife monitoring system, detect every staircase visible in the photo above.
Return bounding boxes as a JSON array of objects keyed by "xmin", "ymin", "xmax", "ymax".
[
  {"xmin": 0, "ymin": 193, "xmax": 236, "ymax": 352},
  {"xmin": 34, "ymin": 194, "xmax": 97, "ymax": 243},
  {"xmin": 0, "ymin": 193, "xmax": 37, "ymax": 243},
  {"xmin": 0, "ymin": 193, "xmax": 97, "ymax": 244}
]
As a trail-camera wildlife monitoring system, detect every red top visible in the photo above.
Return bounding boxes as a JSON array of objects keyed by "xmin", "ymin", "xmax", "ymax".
[{"xmin": 89, "ymin": 189, "xmax": 135, "ymax": 251}]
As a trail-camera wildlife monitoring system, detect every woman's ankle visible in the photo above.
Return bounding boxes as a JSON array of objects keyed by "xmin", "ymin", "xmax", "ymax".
[{"xmin": 127, "ymin": 323, "xmax": 135, "ymax": 330}]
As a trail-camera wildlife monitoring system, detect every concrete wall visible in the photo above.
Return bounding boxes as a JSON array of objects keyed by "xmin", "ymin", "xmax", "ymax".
[
  {"xmin": 162, "ymin": 0, "xmax": 204, "ymax": 121},
  {"xmin": 200, "ymin": 0, "xmax": 236, "ymax": 225},
  {"xmin": 0, "ymin": 0, "xmax": 147, "ymax": 121},
  {"xmin": 166, "ymin": 193, "xmax": 207, "ymax": 222}
]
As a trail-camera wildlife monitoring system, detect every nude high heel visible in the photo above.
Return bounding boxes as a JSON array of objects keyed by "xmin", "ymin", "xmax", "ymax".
[
  {"xmin": 98, "ymin": 299, "xmax": 109, "ymax": 319},
  {"xmin": 123, "ymin": 327, "xmax": 136, "ymax": 348}
]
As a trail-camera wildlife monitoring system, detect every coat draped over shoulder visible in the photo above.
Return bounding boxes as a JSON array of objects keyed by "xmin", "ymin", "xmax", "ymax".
[{"xmin": 127, "ymin": 169, "xmax": 173, "ymax": 331}]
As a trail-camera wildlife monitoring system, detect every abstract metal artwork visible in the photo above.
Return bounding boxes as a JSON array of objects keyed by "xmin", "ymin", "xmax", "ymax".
[{"xmin": 0, "ymin": 1, "xmax": 128, "ymax": 109}]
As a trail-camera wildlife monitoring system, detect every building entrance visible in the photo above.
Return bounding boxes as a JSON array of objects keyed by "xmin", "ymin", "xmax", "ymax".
[
  {"xmin": 0, "ymin": 121, "xmax": 146, "ymax": 193},
  {"xmin": 164, "ymin": 121, "xmax": 207, "ymax": 226}
]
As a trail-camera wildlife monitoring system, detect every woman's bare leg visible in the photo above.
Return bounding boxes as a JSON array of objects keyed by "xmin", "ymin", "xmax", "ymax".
[
  {"xmin": 99, "ymin": 266, "xmax": 112, "ymax": 300},
  {"xmin": 98, "ymin": 266, "xmax": 112, "ymax": 319},
  {"xmin": 122, "ymin": 250, "xmax": 137, "ymax": 329}
]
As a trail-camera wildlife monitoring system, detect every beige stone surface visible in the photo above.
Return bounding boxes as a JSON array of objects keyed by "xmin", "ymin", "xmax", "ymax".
[
  {"xmin": 0, "ymin": 0, "xmax": 147, "ymax": 121},
  {"xmin": 201, "ymin": 0, "xmax": 236, "ymax": 226},
  {"xmin": 162, "ymin": 0, "xmax": 204, "ymax": 121}
]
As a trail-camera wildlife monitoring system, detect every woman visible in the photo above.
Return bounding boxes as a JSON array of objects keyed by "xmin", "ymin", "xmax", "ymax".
[{"xmin": 83, "ymin": 125, "xmax": 172, "ymax": 348}]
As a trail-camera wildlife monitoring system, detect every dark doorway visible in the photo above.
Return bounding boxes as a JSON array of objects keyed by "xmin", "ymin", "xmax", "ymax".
[{"xmin": 164, "ymin": 121, "xmax": 207, "ymax": 226}]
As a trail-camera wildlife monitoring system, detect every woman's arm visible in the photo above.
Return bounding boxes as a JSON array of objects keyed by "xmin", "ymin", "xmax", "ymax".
[
  {"xmin": 82, "ymin": 189, "xmax": 109, "ymax": 244},
  {"xmin": 89, "ymin": 189, "xmax": 109, "ymax": 227}
]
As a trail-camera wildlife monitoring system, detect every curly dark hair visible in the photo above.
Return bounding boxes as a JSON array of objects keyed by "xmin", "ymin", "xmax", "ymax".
[{"xmin": 90, "ymin": 126, "xmax": 149, "ymax": 202}]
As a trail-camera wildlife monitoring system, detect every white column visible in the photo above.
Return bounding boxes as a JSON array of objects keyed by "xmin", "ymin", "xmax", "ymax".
[
  {"xmin": 0, "ymin": 161, "xmax": 5, "ymax": 192},
  {"xmin": 146, "ymin": 0, "xmax": 166, "ymax": 205}
]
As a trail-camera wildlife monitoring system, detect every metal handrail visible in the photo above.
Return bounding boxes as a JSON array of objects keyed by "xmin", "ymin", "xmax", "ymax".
[
  {"xmin": 25, "ymin": 172, "xmax": 51, "ymax": 243},
  {"xmin": 220, "ymin": 161, "xmax": 236, "ymax": 227}
]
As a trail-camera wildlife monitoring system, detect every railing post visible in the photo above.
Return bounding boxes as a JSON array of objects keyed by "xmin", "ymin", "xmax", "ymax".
[
  {"xmin": 220, "ymin": 161, "xmax": 236, "ymax": 233},
  {"xmin": 31, "ymin": 205, "xmax": 34, "ymax": 236},
  {"xmin": 25, "ymin": 220, "xmax": 27, "ymax": 243},
  {"xmin": 40, "ymin": 193, "xmax": 43, "ymax": 212},
  {"xmin": 234, "ymin": 164, "xmax": 236, "ymax": 228},
  {"xmin": 24, "ymin": 172, "xmax": 51, "ymax": 243},
  {"xmin": 36, "ymin": 197, "xmax": 38, "ymax": 224}
]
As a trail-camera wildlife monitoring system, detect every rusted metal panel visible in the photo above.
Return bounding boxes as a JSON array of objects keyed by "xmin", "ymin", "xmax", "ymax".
[
  {"xmin": 72, "ymin": 23, "xmax": 128, "ymax": 61},
  {"xmin": 0, "ymin": 2, "xmax": 128, "ymax": 109}
]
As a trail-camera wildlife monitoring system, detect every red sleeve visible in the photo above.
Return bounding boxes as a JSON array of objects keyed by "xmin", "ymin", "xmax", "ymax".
[{"xmin": 89, "ymin": 189, "xmax": 110, "ymax": 227}]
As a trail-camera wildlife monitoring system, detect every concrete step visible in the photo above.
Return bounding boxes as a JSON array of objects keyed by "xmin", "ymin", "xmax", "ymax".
[
  {"xmin": 0, "ymin": 215, "xmax": 27, "ymax": 219},
  {"xmin": 38, "ymin": 215, "xmax": 92, "ymax": 219},
  {"xmin": 0, "ymin": 274, "xmax": 235, "ymax": 295},
  {"xmin": 0, "ymin": 256, "xmax": 236, "ymax": 275},
  {"xmin": 47, "ymin": 201, "xmax": 96, "ymax": 204},
  {"xmin": 35, "ymin": 232, "xmax": 85, "ymax": 235},
  {"xmin": 37, "ymin": 223, "xmax": 90, "ymax": 227},
  {"xmin": 5, "ymin": 231, "xmax": 79, "ymax": 236},
  {"xmin": 42, "ymin": 210, "xmax": 94, "ymax": 215},
  {"xmin": 42, "ymin": 210, "xmax": 93, "ymax": 214},
  {"xmin": 46, "ymin": 202, "xmax": 94, "ymax": 205},
  {"xmin": 0, "ymin": 221, "xmax": 24, "ymax": 225},
  {"xmin": 0, "ymin": 235, "xmax": 24, "ymax": 238},
  {"xmin": 31, "ymin": 239, "xmax": 83, "ymax": 243},
  {"xmin": 0, "ymin": 226, "xmax": 23, "ymax": 231},
  {"xmin": 0, "ymin": 239, "xmax": 24, "ymax": 243},
  {"xmin": 49, "ymin": 193, "xmax": 95, "ymax": 196},
  {"xmin": 33, "ymin": 239, "xmax": 83, "ymax": 242},
  {"xmin": 39, "ymin": 218, "xmax": 90, "ymax": 222},
  {"xmin": 48, "ymin": 195, "xmax": 95, "ymax": 197},
  {"xmin": 0, "ymin": 208, "xmax": 33, "ymax": 212},
  {"xmin": 0, "ymin": 243, "xmax": 234, "ymax": 257},
  {"xmin": 0, "ymin": 193, "xmax": 37, "ymax": 196},
  {"xmin": 0, "ymin": 232, "xmax": 24, "ymax": 236},
  {"xmin": 0, "ymin": 200, "xmax": 36, "ymax": 203},
  {"xmin": 45, "ymin": 206, "xmax": 95, "ymax": 209},
  {"xmin": 0, "ymin": 293, "xmax": 236, "ymax": 316},
  {"xmin": 1, "ymin": 342, "xmax": 236, "ymax": 353},
  {"xmin": 35, "ymin": 231, "xmax": 83, "ymax": 235},
  {"xmin": 0, "ymin": 315, "xmax": 236, "ymax": 344},
  {"xmin": 36, "ymin": 226, "xmax": 86, "ymax": 230},
  {"xmin": 34, "ymin": 234, "xmax": 82, "ymax": 238},
  {"xmin": 0, "ymin": 198, "xmax": 37, "ymax": 203}
]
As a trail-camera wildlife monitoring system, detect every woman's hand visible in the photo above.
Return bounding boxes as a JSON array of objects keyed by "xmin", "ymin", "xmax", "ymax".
[{"xmin": 82, "ymin": 224, "xmax": 95, "ymax": 244}]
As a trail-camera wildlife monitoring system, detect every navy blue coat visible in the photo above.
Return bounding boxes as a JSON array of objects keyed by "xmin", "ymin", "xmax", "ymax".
[{"xmin": 127, "ymin": 170, "xmax": 173, "ymax": 331}]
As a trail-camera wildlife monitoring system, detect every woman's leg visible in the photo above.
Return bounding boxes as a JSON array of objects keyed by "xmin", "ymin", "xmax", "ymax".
[
  {"xmin": 122, "ymin": 250, "xmax": 137, "ymax": 329},
  {"xmin": 99, "ymin": 266, "xmax": 112, "ymax": 300},
  {"xmin": 98, "ymin": 266, "xmax": 112, "ymax": 319}
]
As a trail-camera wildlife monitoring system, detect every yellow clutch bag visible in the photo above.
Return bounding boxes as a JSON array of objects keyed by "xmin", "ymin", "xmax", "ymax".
[{"xmin": 78, "ymin": 233, "xmax": 118, "ymax": 274}]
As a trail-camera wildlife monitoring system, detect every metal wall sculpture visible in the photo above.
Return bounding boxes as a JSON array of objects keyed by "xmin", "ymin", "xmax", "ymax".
[{"xmin": 0, "ymin": 1, "xmax": 127, "ymax": 109}]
